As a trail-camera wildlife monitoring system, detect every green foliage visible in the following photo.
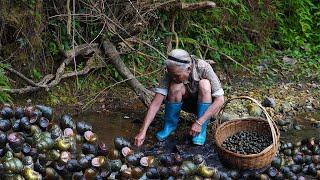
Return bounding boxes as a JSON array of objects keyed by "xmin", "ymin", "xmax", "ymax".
[
  {"xmin": 146, "ymin": 0, "xmax": 280, "ymax": 69},
  {"xmin": 152, "ymin": 0, "xmax": 319, "ymax": 81},
  {"xmin": 274, "ymin": 0, "xmax": 320, "ymax": 49},
  {"xmin": 0, "ymin": 65, "xmax": 12, "ymax": 104},
  {"xmin": 48, "ymin": 42, "xmax": 59, "ymax": 56},
  {"xmin": 20, "ymin": 0, "xmax": 36, "ymax": 8},
  {"xmin": 32, "ymin": 69, "xmax": 43, "ymax": 81},
  {"xmin": 1, "ymin": 0, "xmax": 320, "ymax": 107}
]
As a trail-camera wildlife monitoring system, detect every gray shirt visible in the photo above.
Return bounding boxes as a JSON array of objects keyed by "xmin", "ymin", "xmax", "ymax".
[{"xmin": 153, "ymin": 58, "xmax": 224, "ymax": 98}]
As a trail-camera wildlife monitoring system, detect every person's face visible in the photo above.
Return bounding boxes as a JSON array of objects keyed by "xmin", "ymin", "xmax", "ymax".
[{"xmin": 167, "ymin": 65, "xmax": 191, "ymax": 84}]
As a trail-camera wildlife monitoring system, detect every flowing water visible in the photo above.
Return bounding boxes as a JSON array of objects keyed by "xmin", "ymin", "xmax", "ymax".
[
  {"xmin": 281, "ymin": 112, "xmax": 320, "ymax": 142},
  {"xmin": 73, "ymin": 111, "xmax": 141, "ymax": 148},
  {"xmin": 64, "ymin": 108, "xmax": 320, "ymax": 173}
]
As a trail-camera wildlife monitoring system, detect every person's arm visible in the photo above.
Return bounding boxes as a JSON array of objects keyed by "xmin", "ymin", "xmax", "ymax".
[
  {"xmin": 190, "ymin": 96, "xmax": 224, "ymax": 136},
  {"xmin": 196, "ymin": 95, "xmax": 224, "ymax": 125},
  {"xmin": 190, "ymin": 60, "xmax": 225, "ymax": 136},
  {"xmin": 197, "ymin": 61, "xmax": 225, "ymax": 124},
  {"xmin": 134, "ymin": 93, "xmax": 165, "ymax": 146}
]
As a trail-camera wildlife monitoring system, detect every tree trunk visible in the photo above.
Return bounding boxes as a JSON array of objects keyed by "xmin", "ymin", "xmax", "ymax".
[{"xmin": 102, "ymin": 39, "xmax": 154, "ymax": 107}]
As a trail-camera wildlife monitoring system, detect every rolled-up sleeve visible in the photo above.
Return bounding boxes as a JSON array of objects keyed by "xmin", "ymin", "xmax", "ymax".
[
  {"xmin": 202, "ymin": 63, "xmax": 224, "ymax": 97},
  {"xmin": 152, "ymin": 74, "xmax": 169, "ymax": 96}
]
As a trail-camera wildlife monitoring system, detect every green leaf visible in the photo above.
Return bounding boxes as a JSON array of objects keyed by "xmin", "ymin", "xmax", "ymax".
[{"xmin": 32, "ymin": 69, "xmax": 43, "ymax": 81}]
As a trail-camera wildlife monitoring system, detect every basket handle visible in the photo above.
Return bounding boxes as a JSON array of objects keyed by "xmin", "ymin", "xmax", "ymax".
[{"xmin": 216, "ymin": 96, "xmax": 279, "ymax": 149}]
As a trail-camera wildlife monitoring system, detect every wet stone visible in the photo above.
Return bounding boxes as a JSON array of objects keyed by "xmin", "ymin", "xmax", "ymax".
[{"xmin": 262, "ymin": 97, "xmax": 276, "ymax": 108}]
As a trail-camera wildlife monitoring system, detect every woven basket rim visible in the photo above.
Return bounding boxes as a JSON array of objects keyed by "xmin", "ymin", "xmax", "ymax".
[{"xmin": 214, "ymin": 117, "xmax": 280, "ymax": 158}]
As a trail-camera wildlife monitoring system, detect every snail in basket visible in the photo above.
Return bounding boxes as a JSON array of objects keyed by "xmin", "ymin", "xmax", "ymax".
[{"xmin": 222, "ymin": 131, "xmax": 272, "ymax": 155}]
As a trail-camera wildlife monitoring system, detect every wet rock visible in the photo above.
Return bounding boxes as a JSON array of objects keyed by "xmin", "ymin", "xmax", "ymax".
[
  {"xmin": 282, "ymin": 56, "xmax": 297, "ymax": 65},
  {"xmin": 305, "ymin": 105, "xmax": 314, "ymax": 111},
  {"xmin": 312, "ymin": 101, "xmax": 319, "ymax": 110},
  {"xmin": 257, "ymin": 65, "xmax": 267, "ymax": 73},
  {"xmin": 262, "ymin": 97, "xmax": 276, "ymax": 108},
  {"xmin": 294, "ymin": 124, "xmax": 303, "ymax": 130},
  {"xmin": 312, "ymin": 121, "xmax": 320, "ymax": 128},
  {"xmin": 247, "ymin": 104, "xmax": 262, "ymax": 116},
  {"xmin": 221, "ymin": 113, "xmax": 239, "ymax": 122},
  {"xmin": 277, "ymin": 119, "xmax": 291, "ymax": 126},
  {"xmin": 280, "ymin": 102, "xmax": 293, "ymax": 113}
]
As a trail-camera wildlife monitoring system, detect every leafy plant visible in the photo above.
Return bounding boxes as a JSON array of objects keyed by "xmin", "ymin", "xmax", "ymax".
[
  {"xmin": 32, "ymin": 69, "xmax": 43, "ymax": 81},
  {"xmin": 0, "ymin": 65, "xmax": 12, "ymax": 104}
]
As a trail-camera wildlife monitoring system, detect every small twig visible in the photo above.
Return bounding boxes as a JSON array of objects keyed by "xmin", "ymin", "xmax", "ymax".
[
  {"xmin": 89, "ymin": 20, "xmax": 106, "ymax": 44},
  {"xmin": 48, "ymin": 13, "xmax": 99, "ymax": 19},
  {"xmin": 0, "ymin": 51, "xmax": 18, "ymax": 63},
  {"xmin": 202, "ymin": 44, "xmax": 255, "ymax": 75},
  {"xmin": 142, "ymin": 0, "xmax": 177, "ymax": 15},
  {"xmin": 72, "ymin": 0, "xmax": 79, "ymax": 90},
  {"xmin": 128, "ymin": 0, "xmax": 147, "ymax": 24},
  {"xmin": 127, "ymin": 38, "xmax": 167, "ymax": 60},
  {"xmin": 170, "ymin": 12, "xmax": 178, "ymax": 49},
  {"xmin": 67, "ymin": 0, "xmax": 72, "ymax": 35}
]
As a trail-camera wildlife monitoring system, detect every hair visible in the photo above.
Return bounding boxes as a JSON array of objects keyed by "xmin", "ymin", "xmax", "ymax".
[
  {"xmin": 165, "ymin": 60, "xmax": 192, "ymax": 70},
  {"xmin": 165, "ymin": 49, "xmax": 192, "ymax": 70}
]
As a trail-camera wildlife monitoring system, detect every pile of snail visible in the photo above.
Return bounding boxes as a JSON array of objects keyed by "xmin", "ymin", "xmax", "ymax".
[
  {"xmin": 267, "ymin": 138, "xmax": 320, "ymax": 180},
  {"xmin": 1, "ymin": 105, "xmax": 320, "ymax": 179},
  {"xmin": 222, "ymin": 131, "xmax": 272, "ymax": 155},
  {"xmin": 0, "ymin": 105, "xmax": 223, "ymax": 179},
  {"xmin": 0, "ymin": 105, "xmax": 113, "ymax": 179}
]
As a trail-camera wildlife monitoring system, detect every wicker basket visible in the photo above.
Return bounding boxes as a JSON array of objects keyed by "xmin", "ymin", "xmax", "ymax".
[{"xmin": 213, "ymin": 96, "xmax": 280, "ymax": 169}]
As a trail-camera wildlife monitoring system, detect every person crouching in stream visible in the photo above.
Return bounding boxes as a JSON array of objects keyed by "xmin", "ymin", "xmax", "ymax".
[{"xmin": 134, "ymin": 49, "xmax": 225, "ymax": 146}]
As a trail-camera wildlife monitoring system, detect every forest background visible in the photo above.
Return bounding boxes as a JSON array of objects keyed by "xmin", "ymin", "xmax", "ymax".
[{"xmin": 0, "ymin": 0, "xmax": 319, "ymax": 109}]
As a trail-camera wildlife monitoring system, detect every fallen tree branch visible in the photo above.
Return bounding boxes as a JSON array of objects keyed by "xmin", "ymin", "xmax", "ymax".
[
  {"xmin": 1, "ymin": 43, "xmax": 102, "ymax": 94},
  {"xmin": 0, "ymin": 86, "xmax": 42, "ymax": 94},
  {"xmin": 43, "ymin": 43, "xmax": 100, "ymax": 87},
  {"xmin": 178, "ymin": 1, "xmax": 216, "ymax": 10},
  {"xmin": 3, "ymin": 66, "xmax": 46, "ymax": 88},
  {"xmin": 38, "ymin": 74, "xmax": 55, "ymax": 85},
  {"xmin": 64, "ymin": 43, "xmax": 99, "ymax": 58},
  {"xmin": 0, "ymin": 63, "xmax": 104, "ymax": 94},
  {"xmin": 102, "ymin": 39, "xmax": 154, "ymax": 107},
  {"xmin": 82, "ymin": 68, "xmax": 161, "ymax": 110},
  {"xmin": 160, "ymin": 1, "xmax": 216, "ymax": 11}
]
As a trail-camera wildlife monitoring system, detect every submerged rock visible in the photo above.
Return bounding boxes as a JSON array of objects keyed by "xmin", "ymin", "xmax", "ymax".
[{"xmin": 262, "ymin": 97, "xmax": 276, "ymax": 108}]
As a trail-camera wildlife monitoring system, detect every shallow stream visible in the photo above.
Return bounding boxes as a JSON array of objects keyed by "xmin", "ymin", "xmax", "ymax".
[{"xmin": 70, "ymin": 108, "xmax": 320, "ymax": 172}]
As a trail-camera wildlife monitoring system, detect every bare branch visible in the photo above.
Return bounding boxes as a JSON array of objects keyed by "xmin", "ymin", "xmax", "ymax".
[
  {"xmin": 1, "ymin": 43, "xmax": 102, "ymax": 94},
  {"xmin": 3, "ymin": 66, "xmax": 46, "ymax": 88},
  {"xmin": 160, "ymin": 1, "xmax": 216, "ymax": 11},
  {"xmin": 67, "ymin": 0, "xmax": 72, "ymax": 35},
  {"xmin": 179, "ymin": 1, "xmax": 216, "ymax": 10},
  {"xmin": 102, "ymin": 39, "xmax": 154, "ymax": 107}
]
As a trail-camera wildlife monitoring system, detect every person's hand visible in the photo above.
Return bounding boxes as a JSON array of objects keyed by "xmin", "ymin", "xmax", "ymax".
[
  {"xmin": 134, "ymin": 131, "xmax": 146, "ymax": 147},
  {"xmin": 189, "ymin": 121, "xmax": 202, "ymax": 136}
]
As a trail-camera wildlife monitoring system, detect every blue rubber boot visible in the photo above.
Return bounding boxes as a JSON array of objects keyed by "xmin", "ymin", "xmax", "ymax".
[
  {"xmin": 156, "ymin": 102, "xmax": 182, "ymax": 141},
  {"xmin": 192, "ymin": 103, "xmax": 211, "ymax": 145}
]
